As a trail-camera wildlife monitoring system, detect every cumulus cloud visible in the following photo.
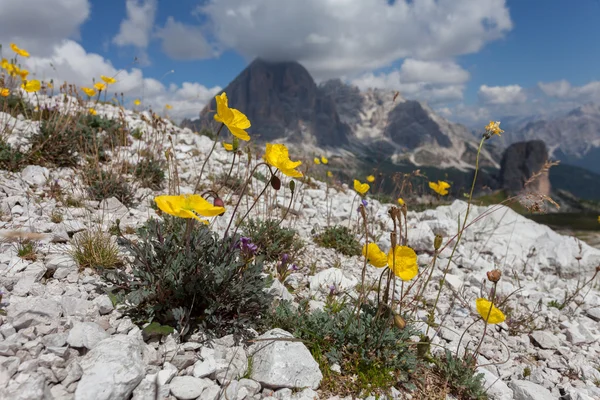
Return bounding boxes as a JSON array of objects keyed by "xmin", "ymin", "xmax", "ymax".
[
  {"xmin": 156, "ymin": 17, "xmax": 215, "ymax": 60},
  {"xmin": 112, "ymin": 0, "xmax": 157, "ymax": 48},
  {"xmin": 478, "ymin": 84, "xmax": 527, "ymax": 104},
  {"xmin": 0, "ymin": 0, "xmax": 90, "ymax": 56},
  {"xmin": 351, "ymin": 59, "xmax": 468, "ymax": 103},
  {"xmin": 538, "ymin": 79, "xmax": 600, "ymax": 102},
  {"xmin": 190, "ymin": 0, "xmax": 512, "ymax": 79},
  {"xmin": 21, "ymin": 40, "xmax": 220, "ymax": 122}
]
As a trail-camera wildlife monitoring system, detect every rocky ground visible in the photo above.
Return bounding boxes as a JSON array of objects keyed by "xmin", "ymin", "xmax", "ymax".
[{"xmin": 0, "ymin": 95, "xmax": 599, "ymax": 400}]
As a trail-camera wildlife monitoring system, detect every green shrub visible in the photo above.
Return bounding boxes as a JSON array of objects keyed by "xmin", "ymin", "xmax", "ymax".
[
  {"xmin": 103, "ymin": 217, "xmax": 274, "ymax": 340},
  {"xmin": 84, "ymin": 168, "xmax": 135, "ymax": 207},
  {"xmin": 28, "ymin": 114, "xmax": 128, "ymax": 167},
  {"xmin": 432, "ymin": 350, "xmax": 487, "ymax": 400},
  {"xmin": 134, "ymin": 157, "xmax": 165, "ymax": 190},
  {"xmin": 242, "ymin": 218, "xmax": 304, "ymax": 262},
  {"xmin": 313, "ymin": 225, "xmax": 361, "ymax": 257},
  {"xmin": 267, "ymin": 301, "xmax": 419, "ymax": 396},
  {"xmin": 69, "ymin": 229, "xmax": 122, "ymax": 271},
  {"xmin": 0, "ymin": 140, "xmax": 25, "ymax": 172}
]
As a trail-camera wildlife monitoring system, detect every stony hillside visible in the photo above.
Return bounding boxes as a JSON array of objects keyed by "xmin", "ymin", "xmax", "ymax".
[{"xmin": 1, "ymin": 89, "xmax": 600, "ymax": 400}]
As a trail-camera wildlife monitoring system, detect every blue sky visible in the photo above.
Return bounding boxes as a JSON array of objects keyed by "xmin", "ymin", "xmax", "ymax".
[{"xmin": 2, "ymin": 0, "xmax": 599, "ymax": 125}]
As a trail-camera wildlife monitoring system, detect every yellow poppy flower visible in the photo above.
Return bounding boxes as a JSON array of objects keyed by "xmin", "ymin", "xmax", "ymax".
[
  {"xmin": 327, "ymin": 171, "xmax": 333, "ymax": 178},
  {"xmin": 6, "ymin": 64, "xmax": 18, "ymax": 76},
  {"xmin": 397, "ymin": 198, "xmax": 405, "ymax": 206},
  {"xmin": 353, "ymin": 179, "xmax": 370, "ymax": 195},
  {"xmin": 82, "ymin": 87, "xmax": 96, "ymax": 97},
  {"xmin": 484, "ymin": 121, "xmax": 504, "ymax": 137},
  {"xmin": 10, "ymin": 43, "xmax": 29, "ymax": 58},
  {"xmin": 362, "ymin": 243, "xmax": 388, "ymax": 268},
  {"xmin": 222, "ymin": 142, "xmax": 234, "ymax": 152},
  {"xmin": 475, "ymin": 298, "xmax": 506, "ymax": 324},
  {"xmin": 314, "ymin": 157, "xmax": 321, "ymax": 165},
  {"xmin": 388, "ymin": 246, "xmax": 419, "ymax": 281},
  {"xmin": 321, "ymin": 156, "xmax": 328, "ymax": 164},
  {"xmin": 366, "ymin": 175, "xmax": 375, "ymax": 183},
  {"xmin": 45, "ymin": 82, "xmax": 53, "ymax": 89},
  {"xmin": 89, "ymin": 108, "xmax": 97, "ymax": 115},
  {"xmin": 362, "ymin": 242, "xmax": 419, "ymax": 281},
  {"xmin": 134, "ymin": 99, "xmax": 141, "ymax": 106},
  {"xmin": 214, "ymin": 92, "xmax": 251, "ymax": 141},
  {"xmin": 94, "ymin": 82, "xmax": 106, "ymax": 91},
  {"xmin": 18, "ymin": 69, "xmax": 29, "ymax": 80},
  {"xmin": 165, "ymin": 104, "xmax": 173, "ymax": 110},
  {"xmin": 263, "ymin": 143, "xmax": 303, "ymax": 178},
  {"xmin": 429, "ymin": 180, "xmax": 451, "ymax": 196},
  {"xmin": 0, "ymin": 58, "xmax": 8, "ymax": 69},
  {"xmin": 0, "ymin": 88, "xmax": 9, "ymax": 97},
  {"xmin": 21, "ymin": 80, "xmax": 40, "ymax": 93},
  {"xmin": 154, "ymin": 194, "xmax": 225, "ymax": 223},
  {"xmin": 100, "ymin": 75, "xmax": 116, "ymax": 84}
]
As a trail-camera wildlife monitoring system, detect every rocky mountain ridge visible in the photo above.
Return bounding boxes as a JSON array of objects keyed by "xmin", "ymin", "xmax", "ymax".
[
  {"xmin": 498, "ymin": 103, "xmax": 600, "ymax": 174},
  {"xmin": 183, "ymin": 59, "xmax": 499, "ymax": 171}
]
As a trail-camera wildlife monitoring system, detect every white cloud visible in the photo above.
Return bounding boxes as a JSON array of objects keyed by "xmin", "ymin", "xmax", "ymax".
[
  {"xmin": 398, "ymin": 59, "xmax": 470, "ymax": 84},
  {"xmin": 191, "ymin": 0, "xmax": 512, "ymax": 79},
  {"xmin": 0, "ymin": 0, "xmax": 90, "ymax": 56},
  {"xmin": 478, "ymin": 84, "xmax": 526, "ymax": 104},
  {"xmin": 351, "ymin": 59, "xmax": 468, "ymax": 103},
  {"xmin": 538, "ymin": 79, "xmax": 600, "ymax": 102},
  {"xmin": 22, "ymin": 40, "xmax": 221, "ymax": 122},
  {"xmin": 156, "ymin": 17, "xmax": 215, "ymax": 60},
  {"xmin": 112, "ymin": 0, "xmax": 157, "ymax": 48}
]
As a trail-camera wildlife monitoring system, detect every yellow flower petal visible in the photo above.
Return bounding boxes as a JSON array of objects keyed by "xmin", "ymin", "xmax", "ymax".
[
  {"xmin": 165, "ymin": 104, "xmax": 172, "ymax": 110},
  {"xmin": 314, "ymin": 157, "xmax": 321, "ymax": 165},
  {"xmin": 327, "ymin": 171, "xmax": 333, "ymax": 178},
  {"xmin": 82, "ymin": 87, "xmax": 97, "ymax": 97},
  {"xmin": 155, "ymin": 194, "xmax": 225, "ymax": 220},
  {"xmin": 94, "ymin": 82, "xmax": 106, "ymax": 91},
  {"xmin": 476, "ymin": 298, "xmax": 506, "ymax": 324},
  {"xmin": 321, "ymin": 156, "xmax": 328, "ymax": 164},
  {"xmin": 366, "ymin": 175, "xmax": 375, "ymax": 183},
  {"xmin": 397, "ymin": 198, "xmax": 405, "ymax": 206},
  {"xmin": 89, "ymin": 108, "xmax": 97, "ymax": 115},
  {"xmin": 134, "ymin": 99, "xmax": 141, "ymax": 106},
  {"xmin": 353, "ymin": 179, "xmax": 370, "ymax": 195},
  {"xmin": 429, "ymin": 180, "xmax": 450, "ymax": 196},
  {"xmin": 100, "ymin": 75, "xmax": 116, "ymax": 84},
  {"xmin": 362, "ymin": 243, "xmax": 388, "ymax": 268},
  {"xmin": 21, "ymin": 80, "xmax": 41, "ymax": 93},
  {"xmin": 222, "ymin": 142, "xmax": 234, "ymax": 151},
  {"xmin": 184, "ymin": 194, "xmax": 226, "ymax": 217},
  {"xmin": 387, "ymin": 246, "xmax": 418, "ymax": 281},
  {"xmin": 10, "ymin": 43, "xmax": 29, "ymax": 57},
  {"xmin": 263, "ymin": 143, "xmax": 303, "ymax": 178},
  {"xmin": 0, "ymin": 88, "xmax": 9, "ymax": 97},
  {"xmin": 213, "ymin": 92, "xmax": 251, "ymax": 141}
]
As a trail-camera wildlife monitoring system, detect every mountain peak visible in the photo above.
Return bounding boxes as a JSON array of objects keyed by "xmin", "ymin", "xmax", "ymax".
[{"xmin": 192, "ymin": 59, "xmax": 350, "ymax": 147}]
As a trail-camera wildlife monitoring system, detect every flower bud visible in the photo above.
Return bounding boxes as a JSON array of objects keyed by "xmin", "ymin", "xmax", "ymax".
[
  {"xmin": 270, "ymin": 175, "xmax": 281, "ymax": 190},
  {"xmin": 393, "ymin": 314, "xmax": 406, "ymax": 330},
  {"xmin": 289, "ymin": 180, "xmax": 295, "ymax": 193},
  {"xmin": 487, "ymin": 269, "xmax": 502, "ymax": 283},
  {"xmin": 213, "ymin": 197, "xmax": 225, "ymax": 216},
  {"xmin": 434, "ymin": 234, "xmax": 443, "ymax": 251}
]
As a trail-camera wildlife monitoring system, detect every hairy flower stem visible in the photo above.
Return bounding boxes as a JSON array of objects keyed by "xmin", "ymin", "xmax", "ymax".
[
  {"xmin": 215, "ymin": 152, "xmax": 237, "ymax": 194},
  {"xmin": 425, "ymin": 137, "xmax": 486, "ymax": 338},
  {"xmin": 193, "ymin": 123, "xmax": 224, "ymax": 193},
  {"xmin": 276, "ymin": 189, "xmax": 295, "ymax": 228},
  {"xmin": 469, "ymin": 282, "xmax": 498, "ymax": 365},
  {"xmin": 223, "ymin": 162, "xmax": 272, "ymax": 239}
]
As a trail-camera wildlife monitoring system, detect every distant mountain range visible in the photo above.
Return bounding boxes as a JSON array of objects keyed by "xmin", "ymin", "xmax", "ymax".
[
  {"xmin": 181, "ymin": 59, "xmax": 600, "ymax": 200},
  {"xmin": 181, "ymin": 59, "xmax": 499, "ymax": 172},
  {"xmin": 497, "ymin": 104, "xmax": 600, "ymax": 174}
]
